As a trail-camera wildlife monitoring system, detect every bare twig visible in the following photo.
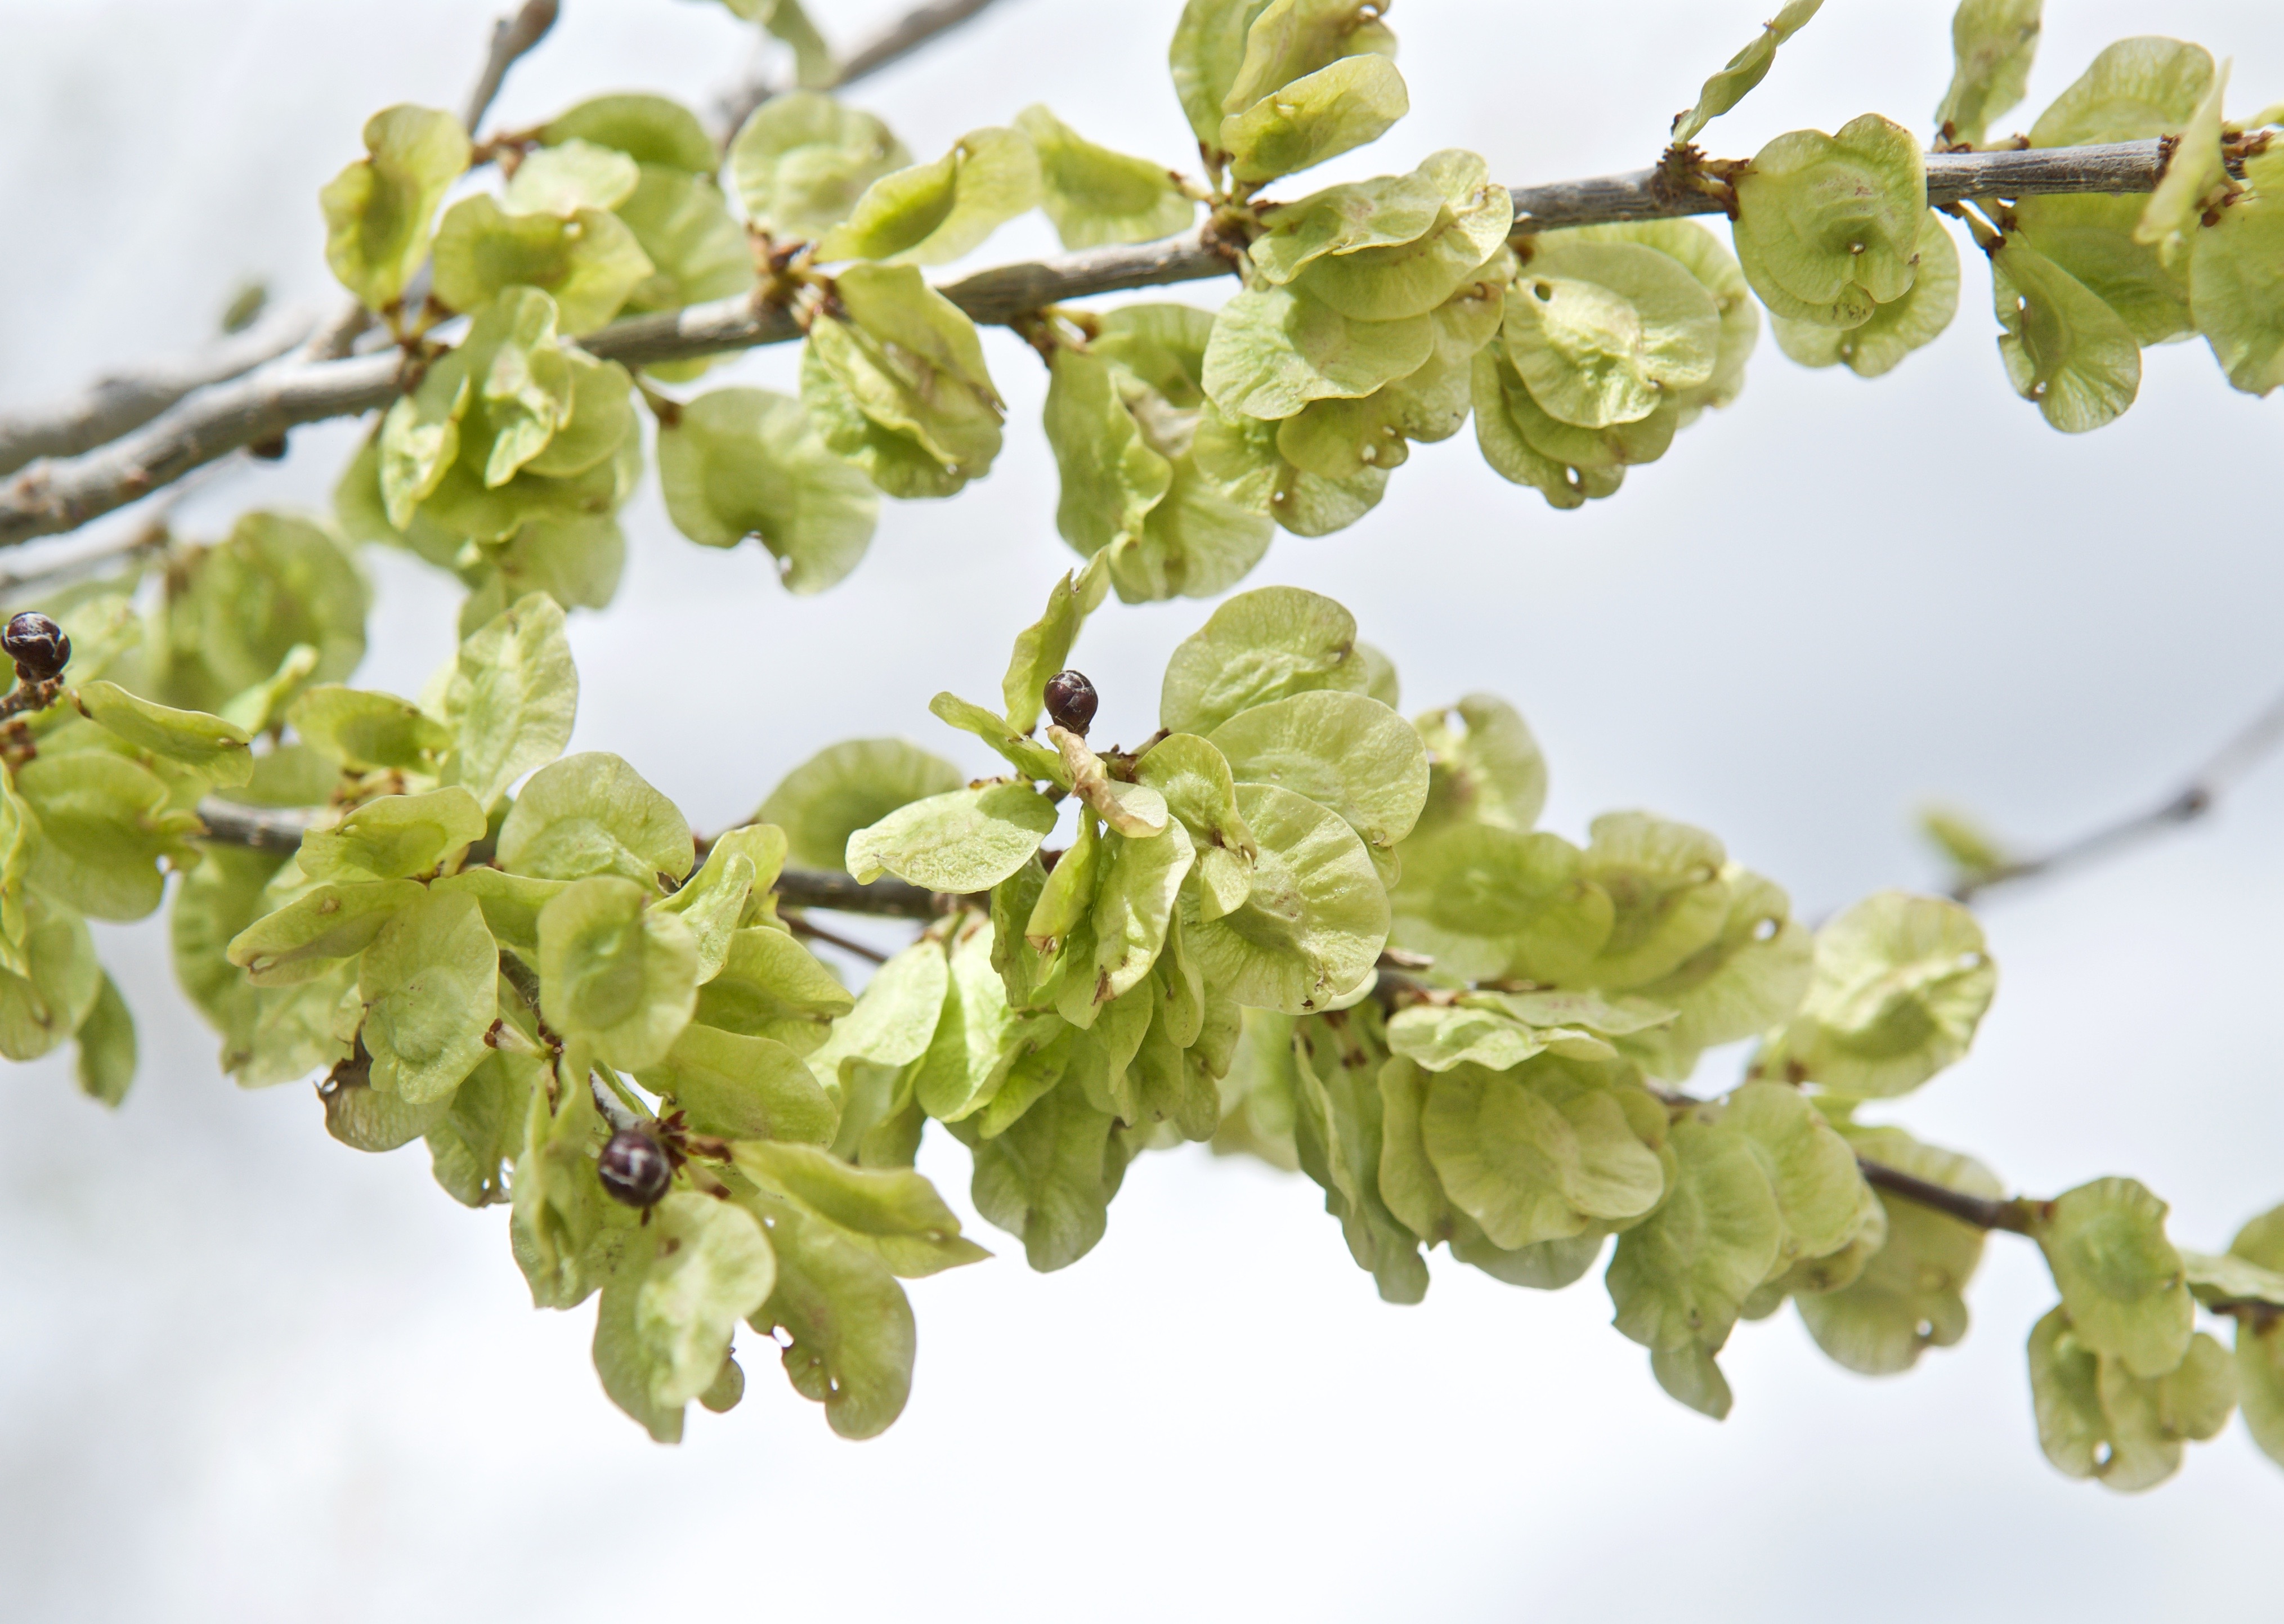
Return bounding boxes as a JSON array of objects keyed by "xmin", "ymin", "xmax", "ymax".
[
  {"xmin": 462, "ymin": 0, "xmax": 561, "ymax": 137},
  {"xmin": 716, "ymin": 0, "xmax": 1015, "ymax": 138},
  {"xmin": 838, "ymin": 0, "xmax": 1011, "ymax": 84},
  {"xmin": 0, "ymin": 515, "xmax": 168, "ymax": 605},
  {"xmin": 303, "ymin": 2, "xmax": 559, "ymax": 368},
  {"xmin": 496, "ymin": 949, "xmax": 548, "ymax": 1024},
  {"xmin": 762, "ymin": 865, "xmax": 955, "ymax": 918},
  {"xmin": 0, "ymin": 349, "xmax": 405, "ymax": 550},
  {"xmin": 299, "ymin": 305, "xmax": 378, "ymax": 366},
  {"xmin": 0, "ymin": 303, "xmax": 314, "ymax": 479},
  {"xmin": 0, "ymin": 449, "xmax": 250, "ymax": 605},
  {"xmin": 0, "ymin": 138, "xmax": 2187, "ymax": 551},
  {"xmin": 191, "ymin": 797, "xmax": 955, "ymax": 917},
  {"xmin": 1950, "ymin": 680, "xmax": 2284, "ymax": 904},
  {"xmin": 1857, "ymin": 1156, "xmax": 2040, "ymax": 1233},
  {"xmin": 192, "ymin": 798, "xmax": 321, "ymax": 854},
  {"xmin": 1858, "ymin": 1155, "xmax": 2265, "ymax": 1338}
]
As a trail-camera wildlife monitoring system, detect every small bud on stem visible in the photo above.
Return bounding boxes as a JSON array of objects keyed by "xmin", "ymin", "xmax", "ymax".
[
  {"xmin": 1044, "ymin": 669, "xmax": 1098, "ymax": 736},
  {"xmin": 598, "ymin": 1126, "xmax": 674, "ymax": 1208},
  {"xmin": 3, "ymin": 612, "xmax": 70, "ymax": 684}
]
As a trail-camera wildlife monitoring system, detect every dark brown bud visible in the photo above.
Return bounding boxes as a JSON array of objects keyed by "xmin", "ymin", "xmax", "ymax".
[
  {"xmin": 598, "ymin": 1127, "xmax": 673, "ymax": 1208},
  {"xmin": 3, "ymin": 612, "xmax": 70, "ymax": 683},
  {"xmin": 1044, "ymin": 669, "xmax": 1098, "ymax": 735}
]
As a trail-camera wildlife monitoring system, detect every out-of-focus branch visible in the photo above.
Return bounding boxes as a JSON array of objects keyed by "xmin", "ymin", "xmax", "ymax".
[
  {"xmin": 0, "ymin": 349, "xmax": 406, "ymax": 550},
  {"xmin": 192, "ymin": 797, "xmax": 953, "ymax": 917},
  {"xmin": 836, "ymin": 0, "xmax": 1011, "ymax": 84},
  {"xmin": 192, "ymin": 798, "xmax": 320, "ymax": 854},
  {"xmin": 1949, "ymin": 681, "xmax": 2284, "ymax": 904},
  {"xmin": 764, "ymin": 867, "xmax": 953, "ymax": 918},
  {"xmin": 0, "ymin": 447, "xmax": 249, "ymax": 604},
  {"xmin": 462, "ymin": 0, "xmax": 562, "ymax": 137},
  {"xmin": 0, "ymin": 675, "xmax": 64, "ymax": 725},
  {"xmin": 716, "ymin": 0, "xmax": 1016, "ymax": 137},
  {"xmin": 784, "ymin": 914, "xmax": 892, "ymax": 963},
  {"xmin": 0, "ymin": 304, "xmax": 313, "ymax": 479},
  {"xmin": 306, "ymin": 1, "xmax": 561, "ymax": 366},
  {"xmin": 0, "ymin": 138, "xmax": 2190, "ymax": 551},
  {"xmin": 0, "ymin": 512, "xmax": 170, "ymax": 604}
]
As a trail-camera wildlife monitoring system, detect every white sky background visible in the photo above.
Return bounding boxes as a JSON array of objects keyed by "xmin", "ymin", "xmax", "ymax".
[{"xmin": 2, "ymin": 0, "xmax": 2282, "ymax": 1616}]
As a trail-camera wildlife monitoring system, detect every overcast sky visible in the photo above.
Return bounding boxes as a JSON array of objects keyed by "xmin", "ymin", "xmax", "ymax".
[{"xmin": 3, "ymin": 1, "xmax": 2283, "ymax": 1618}]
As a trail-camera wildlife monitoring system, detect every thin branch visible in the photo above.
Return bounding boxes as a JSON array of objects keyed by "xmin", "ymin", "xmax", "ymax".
[
  {"xmin": 0, "ymin": 448, "xmax": 251, "ymax": 604},
  {"xmin": 498, "ymin": 950, "xmax": 634, "ymax": 1127},
  {"xmin": 1950, "ymin": 679, "xmax": 2284, "ymax": 904},
  {"xmin": 0, "ymin": 138, "xmax": 2183, "ymax": 551},
  {"xmin": 760, "ymin": 865, "xmax": 953, "ymax": 918},
  {"xmin": 837, "ymin": 0, "xmax": 1012, "ymax": 84},
  {"xmin": 1857, "ymin": 1155, "xmax": 2041, "ymax": 1233},
  {"xmin": 299, "ymin": 306, "xmax": 377, "ymax": 367},
  {"xmin": 304, "ymin": 2, "xmax": 560, "ymax": 369},
  {"xmin": 191, "ymin": 796, "xmax": 953, "ymax": 917},
  {"xmin": 590, "ymin": 1068, "xmax": 643, "ymax": 1130},
  {"xmin": 716, "ymin": 0, "xmax": 1015, "ymax": 138},
  {"xmin": 783, "ymin": 914, "xmax": 892, "ymax": 963},
  {"xmin": 16, "ymin": 2, "xmax": 551, "ymax": 446},
  {"xmin": 0, "ymin": 349, "xmax": 405, "ymax": 550},
  {"xmin": 494, "ymin": 950, "xmax": 559, "ymax": 1048},
  {"xmin": 192, "ymin": 797, "xmax": 321, "ymax": 854},
  {"xmin": 0, "ymin": 303, "xmax": 314, "ymax": 479},
  {"xmin": 1857, "ymin": 1151, "xmax": 2272, "ymax": 1336},
  {"xmin": 1511, "ymin": 140, "xmax": 2169, "ymax": 231},
  {"xmin": 462, "ymin": 0, "xmax": 561, "ymax": 138},
  {"xmin": 0, "ymin": 676, "xmax": 64, "ymax": 725},
  {"xmin": 0, "ymin": 524, "xmax": 163, "ymax": 603}
]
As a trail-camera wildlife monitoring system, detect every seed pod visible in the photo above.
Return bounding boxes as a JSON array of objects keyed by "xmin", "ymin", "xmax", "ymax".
[
  {"xmin": 3, "ymin": 612, "xmax": 70, "ymax": 683},
  {"xmin": 598, "ymin": 1127, "xmax": 673, "ymax": 1208},
  {"xmin": 1044, "ymin": 669, "xmax": 1098, "ymax": 735}
]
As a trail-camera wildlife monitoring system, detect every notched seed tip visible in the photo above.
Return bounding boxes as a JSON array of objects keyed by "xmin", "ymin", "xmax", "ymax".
[
  {"xmin": 1043, "ymin": 669, "xmax": 1098, "ymax": 736},
  {"xmin": 3, "ymin": 612, "xmax": 70, "ymax": 682},
  {"xmin": 598, "ymin": 1126, "xmax": 674, "ymax": 1208}
]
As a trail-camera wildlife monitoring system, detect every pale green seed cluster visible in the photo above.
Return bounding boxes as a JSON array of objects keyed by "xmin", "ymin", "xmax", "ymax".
[{"xmin": 7, "ymin": 0, "xmax": 2284, "ymax": 1489}]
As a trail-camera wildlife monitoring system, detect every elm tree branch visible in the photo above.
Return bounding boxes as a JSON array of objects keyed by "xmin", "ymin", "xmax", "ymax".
[
  {"xmin": 783, "ymin": 914, "xmax": 893, "ymax": 964},
  {"xmin": 192, "ymin": 797, "xmax": 953, "ymax": 918},
  {"xmin": 1855, "ymin": 1159, "xmax": 2270, "ymax": 1329},
  {"xmin": 0, "ymin": 139, "xmax": 2178, "ymax": 551},
  {"xmin": 0, "ymin": 520, "xmax": 167, "ymax": 603},
  {"xmin": 176, "ymin": 796, "xmax": 2270, "ymax": 1285},
  {"xmin": 838, "ymin": 0, "xmax": 1014, "ymax": 83},
  {"xmin": 309, "ymin": 0, "xmax": 562, "ymax": 366},
  {"xmin": 1949, "ymin": 679, "xmax": 2284, "ymax": 904},
  {"xmin": 463, "ymin": 0, "xmax": 562, "ymax": 138},
  {"xmin": 1856, "ymin": 1156, "xmax": 2040, "ymax": 1234},
  {"xmin": 0, "ymin": 447, "xmax": 251, "ymax": 605},
  {"xmin": 1511, "ymin": 138, "xmax": 2166, "ymax": 227},
  {"xmin": 0, "ymin": 303, "xmax": 314, "ymax": 481},
  {"xmin": 716, "ymin": 0, "xmax": 1018, "ymax": 138}
]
